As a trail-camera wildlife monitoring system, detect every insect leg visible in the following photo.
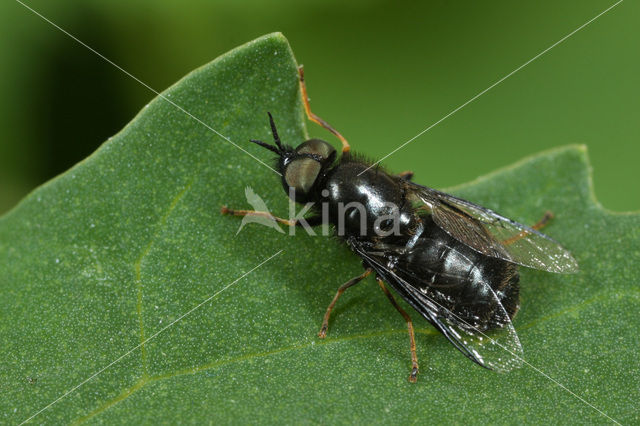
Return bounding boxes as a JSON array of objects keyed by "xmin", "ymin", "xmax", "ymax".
[
  {"xmin": 376, "ymin": 277, "xmax": 419, "ymax": 383},
  {"xmin": 318, "ymin": 268, "xmax": 372, "ymax": 338},
  {"xmin": 531, "ymin": 210, "xmax": 554, "ymax": 230},
  {"xmin": 397, "ymin": 170, "xmax": 414, "ymax": 181},
  {"xmin": 221, "ymin": 206, "xmax": 323, "ymax": 227},
  {"xmin": 298, "ymin": 65, "xmax": 351, "ymax": 154},
  {"xmin": 502, "ymin": 211, "xmax": 554, "ymax": 245}
]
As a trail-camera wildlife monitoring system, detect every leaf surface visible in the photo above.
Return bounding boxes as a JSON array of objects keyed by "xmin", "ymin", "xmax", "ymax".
[{"xmin": 1, "ymin": 33, "xmax": 637, "ymax": 425}]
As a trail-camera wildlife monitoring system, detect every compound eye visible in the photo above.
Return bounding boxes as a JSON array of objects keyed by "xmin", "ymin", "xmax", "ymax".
[
  {"xmin": 295, "ymin": 139, "xmax": 336, "ymax": 162},
  {"xmin": 284, "ymin": 157, "xmax": 321, "ymax": 195}
]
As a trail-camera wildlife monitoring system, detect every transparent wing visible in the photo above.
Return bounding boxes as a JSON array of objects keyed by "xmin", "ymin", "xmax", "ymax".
[
  {"xmin": 407, "ymin": 282, "xmax": 523, "ymax": 372},
  {"xmin": 407, "ymin": 183, "xmax": 579, "ymax": 274},
  {"xmin": 354, "ymin": 242, "xmax": 523, "ymax": 372}
]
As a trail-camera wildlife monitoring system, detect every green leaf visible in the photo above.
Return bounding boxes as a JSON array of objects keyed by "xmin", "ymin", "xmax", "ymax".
[{"xmin": 2, "ymin": 33, "xmax": 638, "ymax": 425}]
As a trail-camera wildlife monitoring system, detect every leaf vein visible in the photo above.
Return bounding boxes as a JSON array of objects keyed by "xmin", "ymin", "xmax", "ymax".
[
  {"xmin": 134, "ymin": 180, "xmax": 194, "ymax": 376},
  {"xmin": 74, "ymin": 327, "xmax": 438, "ymax": 423}
]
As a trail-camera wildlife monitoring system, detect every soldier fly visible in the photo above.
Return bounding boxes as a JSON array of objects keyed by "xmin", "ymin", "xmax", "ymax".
[{"xmin": 221, "ymin": 66, "xmax": 579, "ymax": 382}]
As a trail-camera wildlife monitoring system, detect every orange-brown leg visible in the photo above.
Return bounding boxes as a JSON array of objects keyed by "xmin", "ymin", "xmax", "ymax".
[
  {"xmin": 531, "ymin": 211, "xmax": 554, "ymax": 230},
  {"xmin": 221, "ymin": 206, "xmax": 324, "ymax": 230},
  {"xmin": 318, "ymin": 269, "xmax": 372, "ymax": 338},
  {"xmin": 298, "ymin": 65, "xmax": 351, "ymax": 154},
  {"xmin": 503, "ymin": 211, "xmax": 554, "ymax": 246},
  {"xmin": 221, "ymin": 206, "xmax": 297, "ymax": 226},
  {"xmin": 377, "ymin": 278, "xmax": 419, "ymax": 383},
  {"xmin": 397, "ymin": 170, "xmax": 414, "ymax": 181}
]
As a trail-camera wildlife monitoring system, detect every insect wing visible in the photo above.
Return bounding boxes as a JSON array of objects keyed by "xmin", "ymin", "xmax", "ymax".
[
  {"xmin": 353, "ymin": 242, "xmax": 524, "ymax": 372},
  {"xmin": 407, "ymin": 183, "xmax": 579, "ymax": 274}
]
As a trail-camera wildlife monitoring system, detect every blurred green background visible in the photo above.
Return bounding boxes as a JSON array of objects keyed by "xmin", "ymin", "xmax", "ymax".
[{"xmin": 1, "ymin": 0, "xmax": 637, "ymax": 214}]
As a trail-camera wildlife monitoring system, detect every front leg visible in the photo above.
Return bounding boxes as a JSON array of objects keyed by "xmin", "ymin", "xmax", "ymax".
[
  {"xmin": 298, "ymin": 65, "xmax": 350, "ymax": 154},
  {"xmin": 221, "ymin": 206, "xmax": 323, "ymax": 227}
]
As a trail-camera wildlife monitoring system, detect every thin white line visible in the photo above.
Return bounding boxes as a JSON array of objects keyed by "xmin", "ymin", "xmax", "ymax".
[
  {"xmin": 359, "ymin": 0, "xmax": 624, "ymax": 175},
  {"xmin": 447, "ymin": 313, "xmax": 619, "ymax": 424},
  {"xmin": 19, "ymin": 250, "xmax": 283, "ymax": 425},
  {"xmin": 518, "ymin": 358, "xmax": 620, "ymax": 425},
  {"xmin": 13, "ymin": 0, "xmax": 281, "ymax": 176},
  {"xmin": 382, "ymin": 273, "xmax": 621, "ymax": 424},
  {"xmin": 458, "ymin": 319, "xmax": 620, "ymax": 424}
]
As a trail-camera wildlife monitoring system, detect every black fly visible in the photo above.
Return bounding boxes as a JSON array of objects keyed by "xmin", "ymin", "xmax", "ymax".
[{"xmin": 222, "ymin": 67, "xmax": 579, "ymax": 382}]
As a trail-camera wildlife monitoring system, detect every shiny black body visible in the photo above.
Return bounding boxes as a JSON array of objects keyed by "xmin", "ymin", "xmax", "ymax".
[
  {"xmin": 241, "ymin": 112, "xmax": 578, "ymax": 372},
  {"xmin": 316, "ymin": 157, "xmax": 520, "ymax": 331}
]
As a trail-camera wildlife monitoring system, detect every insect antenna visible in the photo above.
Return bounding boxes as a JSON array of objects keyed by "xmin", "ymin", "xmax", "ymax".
[
  {"xmin": 267, "ymin": 112, "xmax": 285, "ymax": 151},
  {"xmin": 249, "ymin": 112, "xmax": 289, "ymax": 156},
  {"xmin": 249, "ymin": 138, "xmax": 281, "ymax": 155}
]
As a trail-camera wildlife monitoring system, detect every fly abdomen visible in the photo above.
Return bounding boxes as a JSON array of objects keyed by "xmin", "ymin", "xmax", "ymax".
[
  {"xmin": 398, "ymin": 228, "xmax": 520, "ymax": 329},
  {"xmin": 404, "ymin": 236, "xmax": 481, "ymax": 289}
]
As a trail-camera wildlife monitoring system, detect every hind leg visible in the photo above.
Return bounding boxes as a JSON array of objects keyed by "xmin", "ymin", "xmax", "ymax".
[{"xmin": 503, "ymin": 211, "xmax": 554, "ymax": 245}]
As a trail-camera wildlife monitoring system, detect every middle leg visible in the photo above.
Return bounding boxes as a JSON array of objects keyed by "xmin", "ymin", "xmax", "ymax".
[{"xmin": 318, "ymin": 268, "xmax": 372, "ymax": 338}]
